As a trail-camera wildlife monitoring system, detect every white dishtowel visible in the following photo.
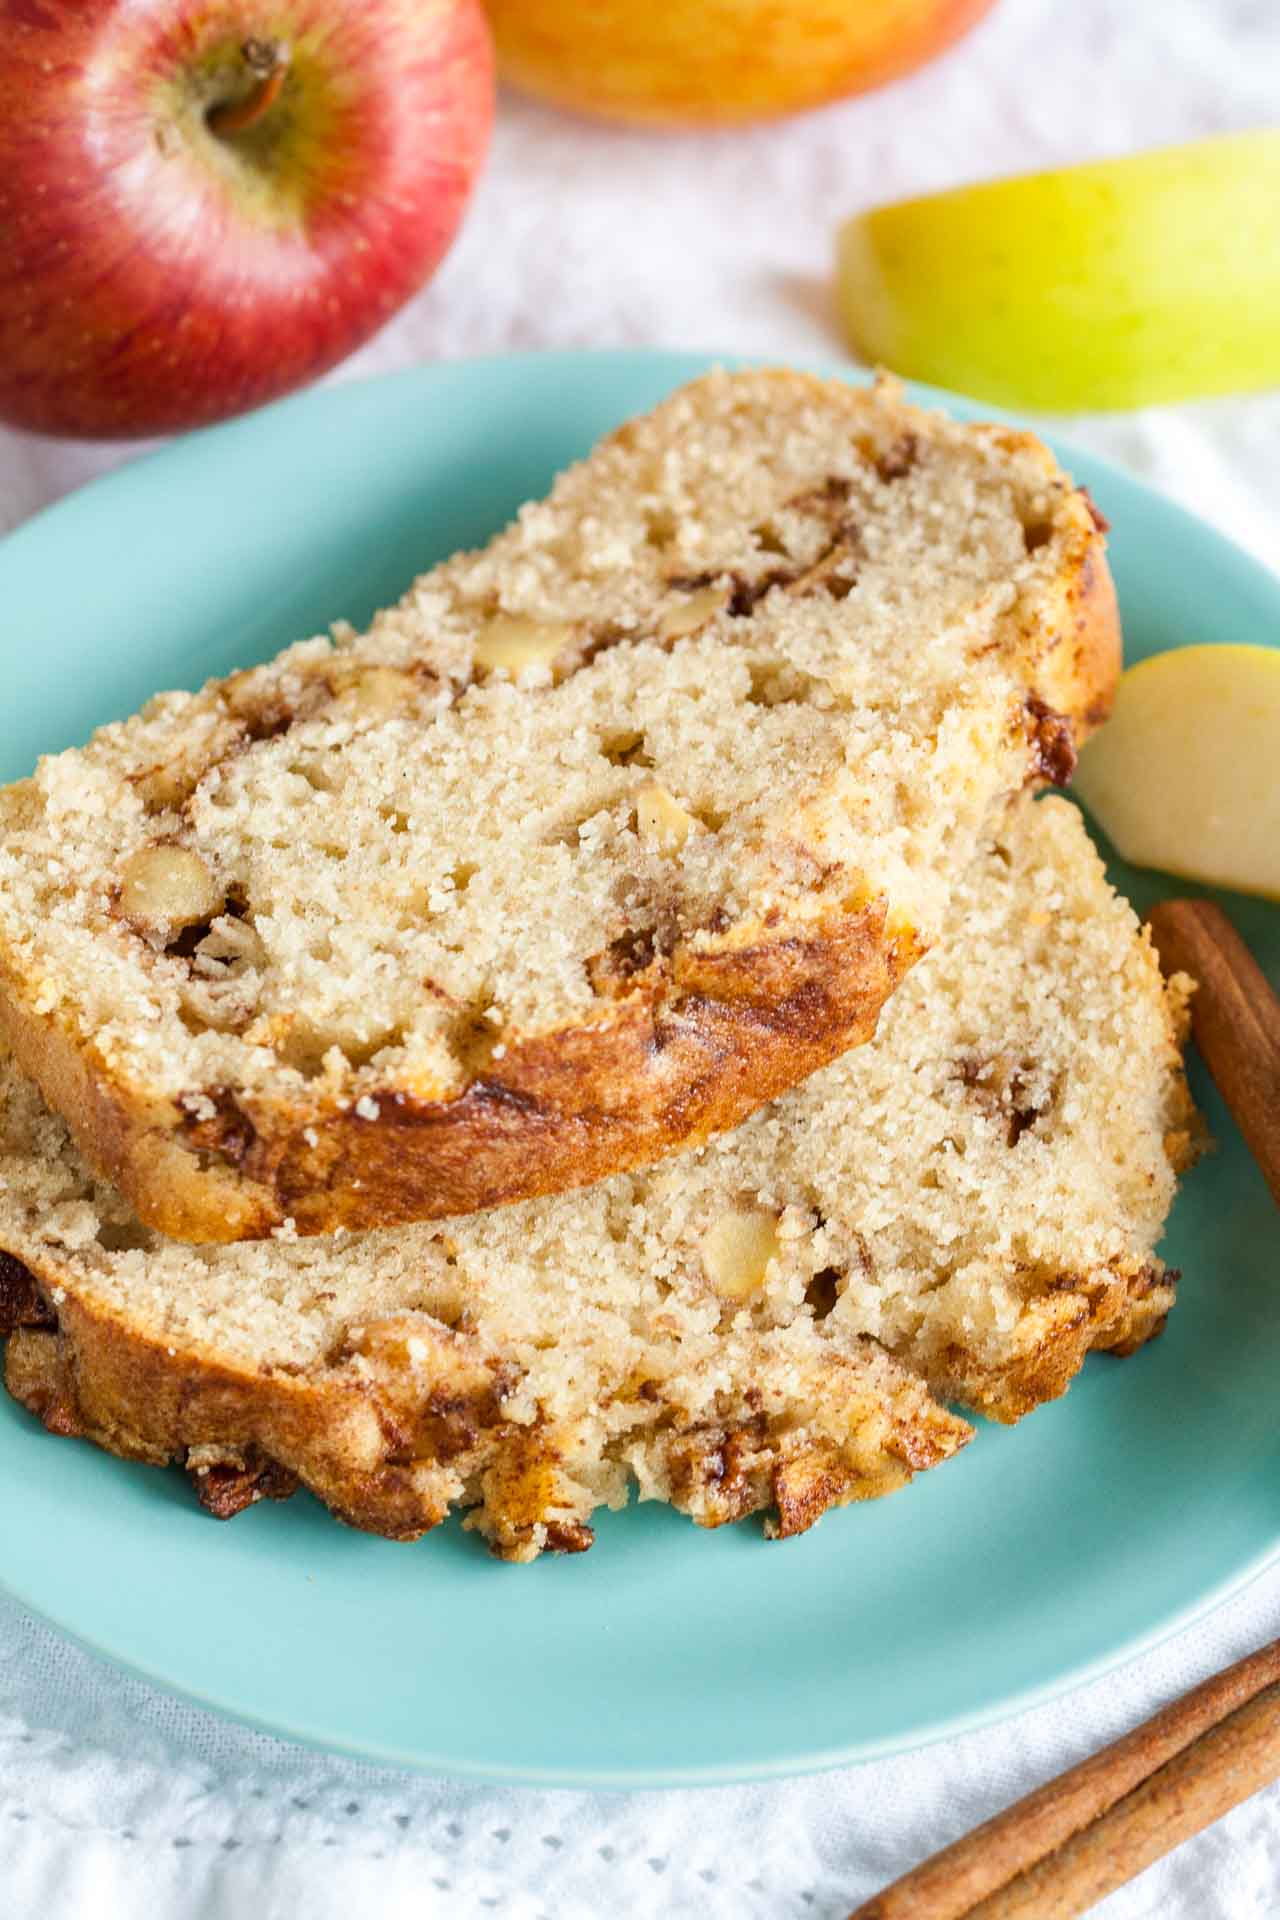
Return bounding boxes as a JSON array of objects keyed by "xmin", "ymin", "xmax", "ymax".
[{"xmin": 1, "ymin": 2, "xmax": 1277, "ymax": 1913}]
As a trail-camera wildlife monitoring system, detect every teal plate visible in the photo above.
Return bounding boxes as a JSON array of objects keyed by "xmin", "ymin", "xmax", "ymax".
[{"xmin": 1, "ymin": 351, "xmax": 1278, "ymax": 1786}]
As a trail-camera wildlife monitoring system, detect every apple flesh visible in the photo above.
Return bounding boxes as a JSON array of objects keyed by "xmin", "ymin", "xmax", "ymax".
[
  {"xmin": 0, "ymin": 0, "xmax": 494, "ymax": 438},
  {"xmin": 1074, "ymin": 646, "xmax": 1280, "ymax": 901},
  {"xmin": 485, "ymin": 0, "xmax": 996, "ymax": 128},
  {"xmin": 836, "ymin": 133, "xmax": 1280, "ymax": 411}
]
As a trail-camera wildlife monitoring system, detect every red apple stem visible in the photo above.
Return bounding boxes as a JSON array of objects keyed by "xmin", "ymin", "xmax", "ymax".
[{"xmin": 206, "ymin": 40, "xmax": 289, "ymax": 138}]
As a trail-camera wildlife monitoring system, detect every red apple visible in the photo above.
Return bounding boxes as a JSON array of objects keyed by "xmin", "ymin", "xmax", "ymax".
[{"xmin": 0, "ymin": 0, "xmax": 494, "ymax": 438}]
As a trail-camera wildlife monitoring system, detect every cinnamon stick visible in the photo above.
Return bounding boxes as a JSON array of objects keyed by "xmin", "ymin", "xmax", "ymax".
[
  {"xmin": 1146, "ymin": 898, "xmax": 1280, "ymax": 1207},
  {"xmin": 966, "ymin": 1677, "xmax": 1280, "ymax": 1919},
  {"xmin": 849, "ymin": 1636, "xmax": 1280, "ymax": 1920}
]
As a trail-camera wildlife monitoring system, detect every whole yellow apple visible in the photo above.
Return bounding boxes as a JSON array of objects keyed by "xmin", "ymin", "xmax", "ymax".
[{"xmin": 484, "ymin": 0, "xmax": 997, "ymax": 127}]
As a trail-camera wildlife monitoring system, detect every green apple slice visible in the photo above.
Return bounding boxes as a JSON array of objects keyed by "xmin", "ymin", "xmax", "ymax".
[
  {"xmin": 836, "ymin": 133, "xmax": 1280, "ymax": 411},
  {"xmin": 1074, "ymin": 646, "xmax": 1280, "ymax": 900}
]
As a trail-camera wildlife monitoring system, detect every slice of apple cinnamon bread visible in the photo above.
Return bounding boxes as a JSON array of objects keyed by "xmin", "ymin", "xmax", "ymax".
[
  {"xmin": 0, "ymin": 794, "xmax": 1195, "ymax": 1561},
  {"xmin": 0, "ymin": 370, "xmax": 1117, "ymax": 1242}
]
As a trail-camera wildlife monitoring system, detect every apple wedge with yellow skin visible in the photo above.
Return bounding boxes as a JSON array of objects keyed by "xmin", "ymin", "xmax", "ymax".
[
  {"xmin": 836, "ymin": 133, "xmax": 1280, "ymax": 412},
  {"xmin": 1074, "ymin": 646, "xmax": 1280, "ymax": 901}
]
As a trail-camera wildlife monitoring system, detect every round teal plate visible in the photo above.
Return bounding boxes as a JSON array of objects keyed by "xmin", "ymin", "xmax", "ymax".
[{"xmin": 1, "ymin": 351, "xmax": 1278, "ymax": 1786}]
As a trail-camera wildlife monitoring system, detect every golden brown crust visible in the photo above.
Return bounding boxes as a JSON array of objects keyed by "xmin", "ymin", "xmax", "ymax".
[
  {"xmin": 0, "ymin": 1250, "xmax": 971, "ymax": 1557},
  {"xmin": 2, "ymin": 1240, "xmax": 1169, "ymax": 1550},
  {"xmin": 0, "ymin": 991, "xmax": 270, "ymax": 1242},
  {"xmin": 4, "ymin": 1268, "xmax": 480, "ymax": 1537},
  {"xmin": 925, "ymin": 1259, "xmax": 1177, "ymax": 1424},
  {"xmin": 1, "ymin": 896, "xmax": 928, "ymax": 1242},
  {"xmin": 1031, "ymin": 494, "xmax": 1123, "ymax": 742}
]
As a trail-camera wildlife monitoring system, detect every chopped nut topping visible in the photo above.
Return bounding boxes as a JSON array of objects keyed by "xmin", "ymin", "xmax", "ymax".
[
  {"xmin": 955, "ymin": 1052, "xmax": 1048, "ymax": 1146},
  {"xmin": 335, "ymin": 666, "xmax": 417, "ymax": 716},
  {"xmin": 599, "ymin": 728, "xmax": 650, "ymax": 767},
  {"xmin": 178, "ymin": 1086, "xmax": 257, "ymax": 1166},
  {"xmin": 1025, "ymin": 699, "xmax": 1077, "ymax": 787},
  {"xmin": 636, "ymin": 781, "xmax": 699, "ymax": 853},
  {"xmin": 657, "ymin": 584, "xmax": 730, "ymax": 642},
  {"xmin": 0, "ymin": 1251, "xmax": 55, "ymax": 1333},
  {"xmin": 876, "ymin": 434, "xmax": 919, "ymax": 483},
  {"xmin": 700, "ymin": 1207, "xmax": 781, "ymax": 1301},
  {"xmin": 188, "ymin": 914, "xmax": 264, "ymax": 977},
  {"xmin": 473, "ymin": 613, "xmax": 575, "ymax": 675},
  {"xmin": 543, "ymin": 1519, "xmax": 595, "ymax": 1555},
  {"xmin": 118, "ymin": 845, "xmax": 221, "ymax": 933},
  {"xmin": 132, "ymin": 761, "xmax": 203, "ymax": 813},
  {"xmin": 727, "ymin": 568, "xmax": 795, "ymax": 616},
  {"xmin": 189, "ymin": 1450, "xmax": 299, "ymax": 1518},
  {"xmin": 587, "ymin": 924, "xmax": 661, "ymax": 994},
  {"xmin": 786, "ymin": 474, "xmax": 854, "ymax": 513}
]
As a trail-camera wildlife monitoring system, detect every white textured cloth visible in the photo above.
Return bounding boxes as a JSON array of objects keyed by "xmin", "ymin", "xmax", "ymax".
[{"xmin": 1, "ymin": 1, "xmax": 1277, "ymax": 1913}]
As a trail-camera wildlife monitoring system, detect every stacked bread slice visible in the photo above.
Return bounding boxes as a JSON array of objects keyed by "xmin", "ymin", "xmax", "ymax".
[
  {"xmin": 0, "ymin": 372, "xmax": 1196, "ymax": 1560},
  {"xmin": 0, "ymin": 370, "xmax": 1116, "ymax": 1242}
]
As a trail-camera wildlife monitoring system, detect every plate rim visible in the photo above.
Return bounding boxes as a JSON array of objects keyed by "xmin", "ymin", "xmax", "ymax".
[{"xmin": 5, "ymin": 1510, "xmax": 1278, "ymax": 1789}]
